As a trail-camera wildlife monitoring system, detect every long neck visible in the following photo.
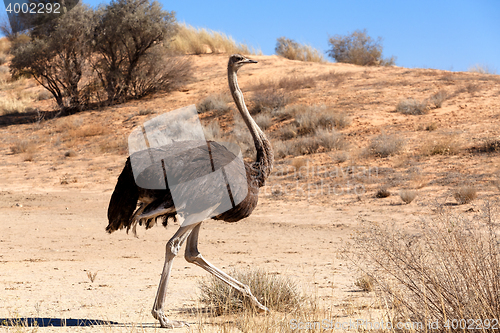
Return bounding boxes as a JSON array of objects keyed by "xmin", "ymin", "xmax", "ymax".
[{"xmin": 228, "ymin": 67, "xmax": 274, "ymax": 187}]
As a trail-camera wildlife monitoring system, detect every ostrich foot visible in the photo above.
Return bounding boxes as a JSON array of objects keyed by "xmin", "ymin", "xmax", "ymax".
[
  {"xmin": 152, "ymin": 310, "xmax": 189, "ymax": 329},
  {"xmin": 255, "ymin": 301, "xmax": 269, "ymax": 313}
]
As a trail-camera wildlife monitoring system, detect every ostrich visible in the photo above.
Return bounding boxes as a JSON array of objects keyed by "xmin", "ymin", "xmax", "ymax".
[{"xmin": 106, "ymin": 54, "xmax": 274, "ymax": 328}]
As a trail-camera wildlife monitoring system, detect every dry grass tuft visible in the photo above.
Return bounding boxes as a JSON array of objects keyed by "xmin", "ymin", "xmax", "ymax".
[
  {"xmin": 453, "ymin": 186, "xmax": 477, "ymax": 204},
  {"xmin": 10, "ymin": 140, "xmax": 36, "ymax": 155},
  {"xmin": 274, "ymin": 130, "xmax": 347, "ymax": 158},
  {"xmin": 399, "ymin": 189, "xmax": 417, "ymax": 204},
  {"xmin": 0, "ymin": 97, "xmax": 33, "ymax": 115},
  {"xmin": 349, "ymin": 203, "xmax": 500, "ymax": 332},
  {"xmin": 86, "ymin": 271, "xmax": 98, "ymax": 283},
  {"xmin": 249, "ymin": 71, "xmax": 345, "ymax": 93},
  {"xmin": 99, "ymin": 136, "xmax": 128, "ymax": 155},
  {"xmin": 396, "ymin": 98, "xmax": 428, "ymax": 115},
  {"xmin": 366, "ymin": 134, "xmax": 405, "ymax": 157},
  {"xmin": 428, "ymin": 90, "xmax": 448, "ymax": 108},
  {"xmin": 421, "ymin": 135, "xmax": 461, "ymax": 156},
  {"xmin": 275, "ymin": 37, "xmax": 325, "ymax": 63},
  {"xmin": 254, "ymin": 113, "xmax": 272, "ymax": 130},
  {"xmin": 170, "ymin": 24, "xmax": 256, "ymax": 55},
  {"xmin": 468, "ymin": 64, "xmax": 497, "ymax": 75},
  {"xmin": 203, "ymin": 120, "xmax": 223, "ymax": 141},
  {"xmin": 355, "ymin": 274, "xmax": 375, "ymax": 292},
  {"xmin": 199, "ymin": 268, "xmax": 305, "ymax": 315},
  {"xmin": 68, "ymin": 124, "xmax": 107, "ymax": 138},
  {"xmin": 250, "ymin": 89, "xmax": 290, "ymax": 114},
  {"xmin": 196, "ymin": 94, "xmax": 232, "ymax": 115}
]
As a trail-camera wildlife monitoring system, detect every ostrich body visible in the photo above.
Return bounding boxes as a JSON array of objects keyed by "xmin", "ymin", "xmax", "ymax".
[{"xmin": 106, "ymin": 54, "xmax": 274, "ymax": 328}]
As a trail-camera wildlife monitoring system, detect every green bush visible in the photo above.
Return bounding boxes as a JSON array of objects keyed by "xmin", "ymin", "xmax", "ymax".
[{"xmin": 327, "ymin": 29, "xmax": 395, "ymax": 66}]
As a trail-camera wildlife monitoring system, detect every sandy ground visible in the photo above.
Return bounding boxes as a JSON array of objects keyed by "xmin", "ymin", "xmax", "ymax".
[{"xmin": 1, "ymin": 54, "xmax": 499, "ymax": 331}]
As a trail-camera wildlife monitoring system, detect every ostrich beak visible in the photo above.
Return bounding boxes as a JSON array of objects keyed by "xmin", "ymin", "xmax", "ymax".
[{"xmin": 242, "ymin": 58, "xmax": 258, "ymax": 64}]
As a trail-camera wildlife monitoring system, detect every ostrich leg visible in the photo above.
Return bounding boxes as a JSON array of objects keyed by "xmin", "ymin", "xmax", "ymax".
[
  {"xmin": 184, "ymin": 223, "xmax": 269, "ymax": 313},
  {"xmin": 151, "ymin": 223, "xmax": 197, "ymax": 328}
]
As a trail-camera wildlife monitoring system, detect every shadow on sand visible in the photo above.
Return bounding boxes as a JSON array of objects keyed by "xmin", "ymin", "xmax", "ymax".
[{"xmin": 0, "ymin": 318, "xmax": 121, "ymax": 327}]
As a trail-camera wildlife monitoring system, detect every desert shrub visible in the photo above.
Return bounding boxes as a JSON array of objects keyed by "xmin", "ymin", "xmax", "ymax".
[
  {"xmin": 254, "ymin": 113, "xmax": 272, "ymax": 130},
  {"xmin": 396, "ymin": 98, "xmax": 428, "ymax": 115},
  {"xmin": 355, "ymin": 275, "xmax": 374, "ymax": 292},
  {"xmin": 428, "ymin": 90, "xmax": 448, "ymax": 108},
  {"xmin": 366, "ymin": 134, "xmax": 405, "ymax": 157},
  {"xmin": 327, "ymin": 29, "xmax": 395, "ymax": 66},
  {"xmin": 453, "ymin": 186, "xmax": 477, "ymax": 204},
  {"xmin": 399, "ymin": 189, "xmax": 417, "ymax": 204},
  {"xmin": 349, "ymin": 203, "xmax": 500, "ymax": 332},
  {"xmin": 196, "ymin": 94, "xmax": 231, "ymax": 114},
  {"xmin": 128, "ymin": 54, "xmax": 192, "ymax": 98},
  {"xmin": 274, "ymin": 129, "xmax": 346, "ymax": 158},
  {"xmin": 0, "ymin": 53, "xmax": 7, "ymax": 66},
  {"xmin": 10, "ymin": 139, "xmax": 36, "ymax": 154},
  {"xmin": 275, "ymin": 37, "xmax": 325, "ymax": 63},
  {"xmin": 421, "ymin": 136, "xmax": 461, "ymax": 156},
  {"xmin": 199, "ymin": 268, "xmax": 304, "ymax": 315},
  {"xmin": 91, "ymin": 0, "xmax": 179, "ymax": 104},
  {"xmin": 277, "ymin": 105, "xmax": 350, "ymax": 140},
  {"xmin": 473, "ymin": 139, "xmax": 500, "ymax": 153},
  {"xmin": 425, "ymin": 122, "xmax": 438, "ymax": 131},
  {"xmin": 9, "ymin": 4, "xmax": 94, "ymax": 113},
  {"xmin": 250, "ymin": 89, "xmax": 290, "ymax": 114},
  {"xmin": 170, "ymin": 24, "xmax": 255, "ymax": 55},
  {"xmin": 375, "ymin": 187, "xmax": 390, "ymax": 198},
  {"xmin": 466, "ymin": 82, "xmax": 482, "ymax": 95},
  {"xmin": 468, "ymin": 64, "xmax": 497, "ymax": 75}
]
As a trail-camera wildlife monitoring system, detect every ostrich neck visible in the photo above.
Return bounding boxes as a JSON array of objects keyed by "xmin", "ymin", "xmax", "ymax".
[{"xmin": 228, "ymin": 68, "xmax": 274, "ymax": 186}]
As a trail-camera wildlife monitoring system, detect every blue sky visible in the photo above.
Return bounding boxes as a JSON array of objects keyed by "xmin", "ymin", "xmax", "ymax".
[{"xmin": 2, "ymin": 0, "xmax": 499, "ymax": 72}]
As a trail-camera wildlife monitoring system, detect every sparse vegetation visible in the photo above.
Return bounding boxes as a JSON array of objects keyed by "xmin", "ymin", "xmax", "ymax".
[
  {"xmin": 355, "ymin": 274, "xmax": 374, "ymax": 292},
  {"xmin": 274, "ymin": 129, "xmax": 346, "ymax": 158},
  {"xmin": 421, "ymin": 135, "xmax": 461, "ymax": 156},
  {"xmin": 275, "ymin": 37, "xmax": 325, "ymax": 63},
  {"xmin": 199, "ymin": 268, "xmax": 304, "ymax": 315},
  {"xmin": 399, "ymin": 189, "xmax": 417, "ymax": 204},
  {"xmin": 396, "ymin": 98, "xmax": 428, "ymax": 115},
  {"xmin": 468, "ymin": 64, "xmax": 497, "ymax": 75},
  {"xmin": 254, "ymin": 112, "xmax": 272, "ymax": 130},
  {"xmin": 197, "ymin": 94, "xmax": 231, "ymax": 115},
  {"xmin": 350, "ymin": 203, "xmax": 499, "ymax": 332},
  {"xmin": 327, "ymin": 29, "xmax": 395, "ymax": 66},
  {"xmin": 86, "ymin": 271, "xmax": 98, "ymax": 283},
  {"xmin": 0, "ymin": 96, "xmax": 33, "ymax": 115},
  {"xmin": 473, "ymin": 139, "xmax": 500, "ymax": 153},
  {"xmin": 10, "ymin": 139, "xmax": 36, "ymax": 154},
  {"xmin": 170, "ymin": 24, "xmax": 256, "ymax": 55},
  {"xmin": 366, "ymin": 134, "xmax": 405, "ymax": 157},
  {"xmin": 8, "ymin": 0, "xmax": 192, "ymax": 113},
  {"xmin": 453, "ymin": 186, "xmax": 477, "ymax": 204},
  {"xmin": 250, "ymin": 89, "xmax": 290, "ymax": 114},
  {"xmin": 202, "ymin": 120, "xmax": 223, "ymax": 141},
  {"xmin": 375, "ymin": 187, "xmax": 390, "ymax": 198}
]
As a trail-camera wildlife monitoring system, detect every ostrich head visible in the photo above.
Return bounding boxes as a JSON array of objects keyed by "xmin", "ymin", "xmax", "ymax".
[{"xmin": 228, "ymin": 54, "xmax": 257, "ymax": 72}]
